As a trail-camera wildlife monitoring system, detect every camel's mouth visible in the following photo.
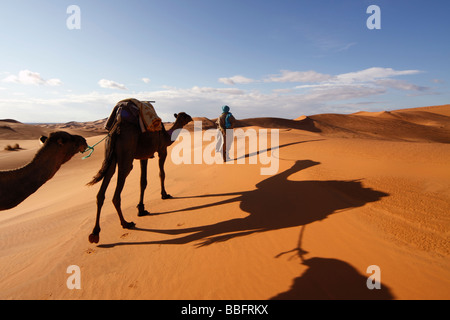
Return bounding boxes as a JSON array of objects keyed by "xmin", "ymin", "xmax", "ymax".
[
  {"xmin": 79, "ymin": 144, "xmax": 88, "ymax": 153},
  {"xmin": 77, "ymin": 138, "xmax": 89, "ymax": 153},
  {"xmin": 79, "ymin": 145, "xmax": 88, "ymax": 153}
]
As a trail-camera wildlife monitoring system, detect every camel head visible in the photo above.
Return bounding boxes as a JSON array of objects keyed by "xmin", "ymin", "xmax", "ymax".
[
  {"xmin": 39, "ymin": 131, "xmax": 88, "ymax": 164},
  {"xmin": 173, "ymin": 112, "xmax": 193, "ymax": 128}
]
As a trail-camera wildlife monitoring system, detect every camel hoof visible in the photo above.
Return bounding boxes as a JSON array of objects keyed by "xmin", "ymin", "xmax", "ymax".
[
  {"xmin": 162, "ymin": 194, "xmax": 173, "ymax": 200},
  {"xmin": 122, "ymin": 221, "xmax": 136, "ymax": 229},
  {"xmin": 138, "ymin": 210, "xmax": 151, "ymax": 217},
  {"xmin": 89, "ymin": 233, "xmax": 99, "ymax": 244}
]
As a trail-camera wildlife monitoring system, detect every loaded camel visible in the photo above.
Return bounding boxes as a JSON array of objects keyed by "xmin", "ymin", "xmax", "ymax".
[
  {"xmin": 0, "ymin": 131, "xmax": 88, "ymax": 211},
  {"xmin": 87, "ymin": 111, "xmax": 193, "ymax": 243}
]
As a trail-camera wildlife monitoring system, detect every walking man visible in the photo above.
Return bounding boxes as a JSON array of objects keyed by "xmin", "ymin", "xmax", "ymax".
[{"xmin": 216, "ymin": 105, "xmax": 236, "ymax": 162}]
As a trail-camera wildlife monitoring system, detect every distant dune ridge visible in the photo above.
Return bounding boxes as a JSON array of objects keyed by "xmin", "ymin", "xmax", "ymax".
[
  {"xmin": 3, "ymin": 104, "xmax": 449, "ymax": 143},
  {"xmin": 0, "ymin": 104, "xmax": 449, "ymax": 300},
  {"xmin": 311, "ymin": 105, "xmax": 450, "ymax": 143}
]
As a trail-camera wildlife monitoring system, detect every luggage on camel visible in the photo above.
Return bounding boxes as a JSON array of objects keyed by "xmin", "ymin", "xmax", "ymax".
[{"xmin": 105, "ymin": 98, "xmax": 162, "ymax": 133}]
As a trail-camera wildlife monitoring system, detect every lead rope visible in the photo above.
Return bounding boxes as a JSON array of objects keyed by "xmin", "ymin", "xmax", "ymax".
[{"xmin": 81, "ymin": 133, "xmax": 110, "ymax": 160}]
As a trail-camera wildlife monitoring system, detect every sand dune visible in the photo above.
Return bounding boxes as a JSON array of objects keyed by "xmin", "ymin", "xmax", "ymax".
[
  {"xmin": 0, "ymin": 105, "xmax": 449, "ymax": 300},
  {"xmin": 39, "ymin": 119, "xmax": 108, "ymax": 137},
  {"xmin": 310, "ymin": 108, "xmax": 450, "ymax": 143},
  {"xmin": 184, "ymin": 117, "xmax": 218, "ymax": 131},
  {"xmin": 0, "ymin": 120, "xmax": 50, "ymax": 140},
  {"xmin": 180, "ymin": 116, "xmax": 317, "ymax": 132}
]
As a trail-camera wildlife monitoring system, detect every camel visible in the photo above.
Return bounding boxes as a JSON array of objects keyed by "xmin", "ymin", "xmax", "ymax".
[
  {"xmin": 0, "ymin": 131, "xmax": 88, "ymax": 211},
  {"xmin": 87, "ymin": 112, "xmax": 193, "ymax": 243}
]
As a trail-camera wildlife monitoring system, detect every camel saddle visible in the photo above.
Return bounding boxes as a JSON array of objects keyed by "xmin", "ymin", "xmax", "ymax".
[{"xmin": 105, "ymin": 98, "xmax": 162, "ymax": 133}]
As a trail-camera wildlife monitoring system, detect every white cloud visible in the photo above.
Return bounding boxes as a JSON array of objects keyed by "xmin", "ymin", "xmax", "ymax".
[
  {"xmin": 2, "ymin": 70, "xmax": 63, "ymax": 86},
  {"xmin": 336, "ymin": 42, "xmax": 357, "ymax": 52},
  {"xmin": 46, "ymin": 78, "xmax": 63, "ymax": 87},
  {"xmin": 272, "ymin": 88, "xmax": 294, "ymax": 93},
  {"xmin": 218, "ymin": 75, "xmax": 255, "ymax": 85},
  {"xmin": 311, "ymin": 36, "xmax": 357, "ymax": 53},
  {"xmin": 265, "ymin": 70, "xmax": 332, "ymax": 83},
  {"xmin": 190, "ymin": 86, "xmax": 245, "ymax": 95},
  {"xmin": 98, "ymin": 79, "xmax": 128, "ymax": 90},
  {"xmin": 374, "ymin": 79, "xmax": 428, "ymax": 91},
  {"xmin": 334, "ymin": 67, "xmax": 422, "ymax": 84},
  {"xmin": 303, "ymin": 85, "xmax": 386, "ymax": 102},
  {"xmin": 219, "ymin": 67, "xmax": 422, "ymax": 89},
  {"xmin": 142, "ymin": 77, "xmax": 151, "ymax": 84},
  {"xmin": 295, "ymin": 67, "xmax": 427, "ymax": 94},
  {"xmin": 0, "ymin": 67, "xmax": 433, "ymax": 123}
]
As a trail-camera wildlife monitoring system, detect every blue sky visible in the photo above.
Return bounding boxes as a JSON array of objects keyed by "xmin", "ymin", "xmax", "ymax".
[{"xmin": 0, "ymin": 0, "xmax": 449, "ymax": 122}]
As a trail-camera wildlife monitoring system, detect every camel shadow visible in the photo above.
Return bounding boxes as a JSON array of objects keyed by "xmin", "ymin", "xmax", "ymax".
[
  {"xmin": 98, "ymin": 160, "xmax": 389, "ymax": 248},
  {"xmin": 271, "ymin": 256, "xmax": 395, "ymax": 300},
  {"xmin": 270, "ymin": 227, "xmax": 395, "ymax": 300},
  {"xmin": 231, "ymin": 139, "xmax": 324, "ymax": 162}
]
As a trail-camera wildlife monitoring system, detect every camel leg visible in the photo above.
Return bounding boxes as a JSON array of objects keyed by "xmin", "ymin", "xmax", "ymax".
[
  {"xmin": 113, "ymin": 156, "xmax": 136, "ymax": 229},
  {"xmin": 159, "ymin": 151, "xmax": 172, "ymax": 199},
  {"xmin": 137, "ymin": 159, "xmax": 151, "ymax": 216},
  {"xmin": 89, "ymin": 158, "xmax": 117, "ymax": 244}
]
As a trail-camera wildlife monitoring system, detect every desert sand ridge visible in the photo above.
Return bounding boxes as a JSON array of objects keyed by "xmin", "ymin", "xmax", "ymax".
[
  {"xmin": 3, "ymin": 104, "xmax": 450, "ymax": 142},
  {"xmin": 0, "ymin": 104, "xmax": 449, "ymax": 299},
  {"xmin": 310, "ymin": 111, "xmax": 450, "ymax": 143},
  {"xmin": 0, "ymin": 120, "xmax": 49, "ymax": 140}
]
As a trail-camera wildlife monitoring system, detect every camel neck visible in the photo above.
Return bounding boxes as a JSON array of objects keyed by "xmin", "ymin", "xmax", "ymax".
[
  {"xmin": 0, "ymin": 147, "xmax": 63, "ymax": 210},
  {"xmin": 167, "ymin": 121, "xmax": 186, "ymax": 142},
  {"xmin": 9, "ymin": 145, "xmax": 62, "ymax": 193}
]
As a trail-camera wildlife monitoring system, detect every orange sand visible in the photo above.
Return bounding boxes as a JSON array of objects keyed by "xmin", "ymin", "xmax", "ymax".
[{"xmin": 0, "ymin": 105, "xmax": 449, "ymax": 300}]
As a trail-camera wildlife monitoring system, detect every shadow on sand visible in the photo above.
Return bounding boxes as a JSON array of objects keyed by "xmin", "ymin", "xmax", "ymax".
[
  {"xmin": 270, "ymin": 226, "xmax": 395, "ymax": 300},
  {"xmin": 99, "ymin": 159, "xmax": 393, "ymax": 299},
  {"xmin": 99, "ymin": 159, "xmax": 389, "ymax": 248},
  {"xmin": 231, "ymin": 139, "xmax": 324, "ymax": 162}
]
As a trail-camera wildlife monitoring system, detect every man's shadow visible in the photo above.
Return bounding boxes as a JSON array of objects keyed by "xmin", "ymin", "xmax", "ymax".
[
  {"xmin": 271, "ymin": 226, "xmax": 395, "ymax": 300},
  {"xmin": 99, "ymin": 160, "xmax": 388, "ymax": 248}
]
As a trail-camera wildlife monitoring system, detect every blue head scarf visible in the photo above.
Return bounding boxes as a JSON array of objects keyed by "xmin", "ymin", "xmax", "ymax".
[{"xmin": 222, "ymin": 105, "xmax": 230, "ymax": 113}]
